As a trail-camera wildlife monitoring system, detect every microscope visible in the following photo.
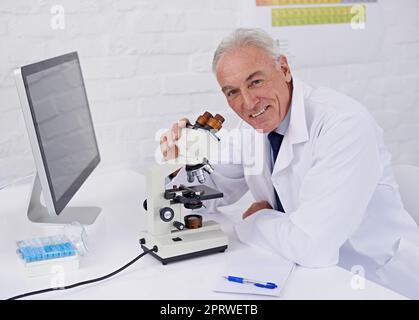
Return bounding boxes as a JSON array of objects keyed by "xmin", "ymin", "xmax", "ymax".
[{"xmin": 140, "ymin": 112, "xmax": 228, "ymax": 264}]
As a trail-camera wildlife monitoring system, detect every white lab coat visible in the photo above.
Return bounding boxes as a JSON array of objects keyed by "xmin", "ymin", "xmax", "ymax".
[{"xmin": 172, "ymin": 78, "xmax": 419, "ymax": 298}]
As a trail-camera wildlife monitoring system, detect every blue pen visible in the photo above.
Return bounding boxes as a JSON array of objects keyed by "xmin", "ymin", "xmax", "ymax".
[{"xmin": 224, "ymin": 276, "xmax": 278, "ymax": 289}]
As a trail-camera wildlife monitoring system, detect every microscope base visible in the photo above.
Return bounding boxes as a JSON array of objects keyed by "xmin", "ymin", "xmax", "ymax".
[{"xmin": 139, "ymin": 220, "xmax": 228, "ymax": 265}]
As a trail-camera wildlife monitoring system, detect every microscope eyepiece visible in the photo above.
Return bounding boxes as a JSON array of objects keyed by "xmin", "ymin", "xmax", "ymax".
[
  {"xmin": 194, "ymin": 111, "xmax": 213, "ymax": 128},
  {"xmin": 192, "ymin": 111, "xmax": 225, "ymax": 132},
  {"xmin": 205, "ymin": 114, "xmax": 225, "ymax": 132}
]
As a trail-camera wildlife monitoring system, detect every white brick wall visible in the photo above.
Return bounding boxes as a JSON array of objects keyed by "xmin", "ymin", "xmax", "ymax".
[{"xmin": 1, "ymin": 0, "xmax": 419, "ymax": 189}]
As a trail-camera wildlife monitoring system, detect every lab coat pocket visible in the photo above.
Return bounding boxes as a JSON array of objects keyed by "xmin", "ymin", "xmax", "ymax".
[{"xmin": 376, "ymin": 237, "xmax": 419, "ymax": 299}]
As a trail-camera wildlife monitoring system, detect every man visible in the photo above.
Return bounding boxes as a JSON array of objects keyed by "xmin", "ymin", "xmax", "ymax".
[{"xmin": 160, "ymin": 28, "xmax": 419, "ymax": 298}]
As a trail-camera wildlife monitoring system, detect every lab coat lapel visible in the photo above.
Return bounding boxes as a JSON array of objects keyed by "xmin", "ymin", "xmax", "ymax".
[
  {"xmin": 272, "ymin": 78, "xmax": 309, "ymax": 176},
  {"xmin": 243, "ymin": 129, "xmax": 278, "ymax": 210}
]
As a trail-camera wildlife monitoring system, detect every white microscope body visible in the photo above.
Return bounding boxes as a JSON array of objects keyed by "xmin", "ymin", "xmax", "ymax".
[{"xmin": 139, "ymin": 114, "xmax": 228, "ymax": 264}]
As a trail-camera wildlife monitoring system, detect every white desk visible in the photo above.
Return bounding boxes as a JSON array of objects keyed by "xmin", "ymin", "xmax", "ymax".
[{"xmin": 0, "ymin": 169, "xmax": 406, "ymax": 300}]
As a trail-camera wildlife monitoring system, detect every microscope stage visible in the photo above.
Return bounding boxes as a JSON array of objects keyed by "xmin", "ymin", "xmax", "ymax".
[{"xmin": 185, "ymin": 185, "xmax": 223, "ymax": 200}]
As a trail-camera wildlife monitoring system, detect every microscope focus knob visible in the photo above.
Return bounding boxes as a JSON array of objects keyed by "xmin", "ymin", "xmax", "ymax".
[
  {"xmin": 173, "ymin": 221, "xmax": 185, "ymax": 231},
  {"xmin": 160, "ymin": 207, "xmax": 175, "ymax": 222}
]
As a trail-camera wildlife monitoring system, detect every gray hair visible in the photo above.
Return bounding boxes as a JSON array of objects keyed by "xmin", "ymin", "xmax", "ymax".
[{"xmin": 212, "ymin": 28, "xmax": 281, "ymax": 73}]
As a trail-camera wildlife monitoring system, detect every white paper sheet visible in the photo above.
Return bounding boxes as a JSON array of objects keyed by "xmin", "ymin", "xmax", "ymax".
[{"xmin": 213, "ymin": 247, "xmax": 295, "ymax": 297}]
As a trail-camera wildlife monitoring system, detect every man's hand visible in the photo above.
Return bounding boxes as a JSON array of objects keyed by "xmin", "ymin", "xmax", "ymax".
[
  {"xmin": 160, "ymin": 118, "xmax": 190, "ymax": 160},
  {"xmin": 242, "ymin": 200, "xmax": 272, "ymax": 219}
]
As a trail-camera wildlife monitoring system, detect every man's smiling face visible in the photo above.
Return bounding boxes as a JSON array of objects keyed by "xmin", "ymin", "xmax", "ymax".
[{"xmin": 215, "ymin": 46, "xmax": 292, "ymax": 133}]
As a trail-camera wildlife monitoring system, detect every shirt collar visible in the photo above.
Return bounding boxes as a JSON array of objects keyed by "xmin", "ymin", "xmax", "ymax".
[{"xmin": 274, "ymin": 105, "xmax": 291, "ymax": 136}]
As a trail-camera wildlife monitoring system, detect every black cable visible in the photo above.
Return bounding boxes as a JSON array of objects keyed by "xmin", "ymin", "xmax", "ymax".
[{"xmin": 7, "ymin": 246, "xmax": 157, "ymax": 300}]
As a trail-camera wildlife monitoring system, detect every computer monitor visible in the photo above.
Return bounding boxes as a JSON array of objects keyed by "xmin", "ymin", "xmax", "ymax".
[{"xmin": 14, "ymin": 52, "xmax": 101, "ymax": 225}]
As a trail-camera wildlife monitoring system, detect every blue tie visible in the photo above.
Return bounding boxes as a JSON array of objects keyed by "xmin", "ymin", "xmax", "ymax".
[{"xmin": 268, "ymin": 131, "xmax": 285, "ymax": 213}]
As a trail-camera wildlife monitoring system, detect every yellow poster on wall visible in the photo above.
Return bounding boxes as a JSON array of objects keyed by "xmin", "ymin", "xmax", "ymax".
[{"xmin": 239, "ymin": 0, "xmax": 381, "ymax": 68}]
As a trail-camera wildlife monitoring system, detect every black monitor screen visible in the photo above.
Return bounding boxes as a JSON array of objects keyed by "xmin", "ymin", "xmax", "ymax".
[{"xmin": 21, "ymin": 52, "xmax": 100, "ymax": 214}]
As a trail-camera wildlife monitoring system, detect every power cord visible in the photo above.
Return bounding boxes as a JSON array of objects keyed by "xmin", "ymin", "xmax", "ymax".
[{"xmin": 7, "ymin": 246, "xmax": 157, "ymax": 300}]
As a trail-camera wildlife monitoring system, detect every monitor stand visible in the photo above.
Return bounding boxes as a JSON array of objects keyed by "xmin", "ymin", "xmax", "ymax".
[{"xmin": 27, "ymin": 174, "xmax": 101, "ymax": 225}]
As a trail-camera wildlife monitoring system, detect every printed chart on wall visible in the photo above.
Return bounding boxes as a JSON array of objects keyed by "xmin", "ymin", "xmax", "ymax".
[{"xmin": 240, "ymin": 0, "xmax": 382, "ymax": 69}]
